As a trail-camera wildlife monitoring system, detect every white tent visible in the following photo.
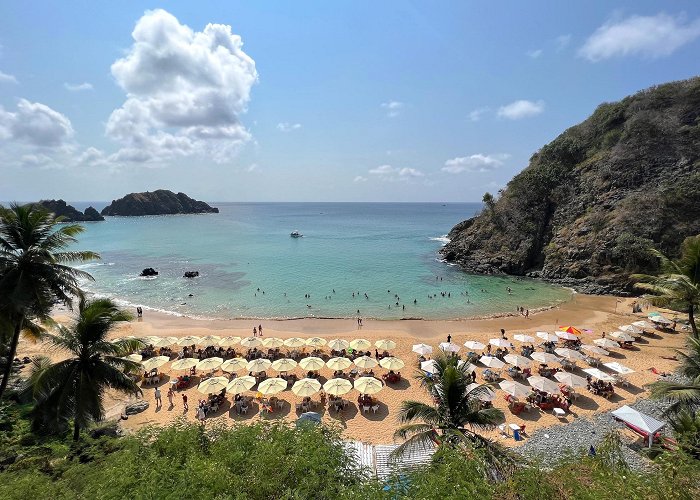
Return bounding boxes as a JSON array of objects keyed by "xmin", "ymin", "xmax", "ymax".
[{"xmin": 611, "ymin": 405, "xmax": 666, "ymax": 447}]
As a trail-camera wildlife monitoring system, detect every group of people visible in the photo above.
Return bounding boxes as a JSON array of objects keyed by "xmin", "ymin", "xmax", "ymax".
[{"xmin": 587, "ymin": 376, "xmax": 615, "ymax": 398}]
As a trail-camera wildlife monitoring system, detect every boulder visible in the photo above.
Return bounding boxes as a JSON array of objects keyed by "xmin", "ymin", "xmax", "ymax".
[
  {"xmin": 183, "ymin": 271, "xmax": 199, "ymax": 278},
  {"xmin": 25, "ymin": 199, "xmax": 105, "ymax": 222},
  {"xmin": 101, "ymin": 190, "xmax": 219, "ymax": 216},
  {"xmin": 140, "ymin": 268, "xmax": 158, "ymax": 277},
  {"xmin": 124, "ymin": 401, "xmax": 149, "ymax": 415}
]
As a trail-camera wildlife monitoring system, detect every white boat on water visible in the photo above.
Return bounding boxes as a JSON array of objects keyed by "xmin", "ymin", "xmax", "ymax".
[{"xmin": 290, "ymin": 230, "xmax": 303, "ymax": 238}]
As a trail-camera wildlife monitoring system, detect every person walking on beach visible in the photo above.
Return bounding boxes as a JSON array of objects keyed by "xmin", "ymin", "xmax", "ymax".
[
  {"xmin": 525, "ymin": 309, "xmax": 529, "ymax": 318},
  {"xmin": 500, "ymin": 328, "xmax": 507, "ymax": 340},
  {"xmin": 167, "ymin": 387, "xmax": 174, "ymax": 408},
  {"xmin": 253, "ymin": 326, "xmax": 257, "ymax": 337},
  {"xmin": 136, "ymin": 306, "xmax": 143, "ymax": 318},
  {"xmin": 154, "ymin": 387, "xmax": 162, "ymax": 409},
  {"xmin": 182, "ymin": 393, "xmax": 189, "ymax": 411},
  {"xmin": 258, "ymin": 324, "xmax": 263, "ymax": 336},
  {"xmin": 447, "ymin": 334, "xmax": 452, "ymax": 343}
]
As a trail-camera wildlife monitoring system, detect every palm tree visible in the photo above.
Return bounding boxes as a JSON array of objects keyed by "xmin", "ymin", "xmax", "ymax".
[
  {"xmin": 0, "ymin": 203, "xmax": 98, "ymax": 398},
  {"xmin": 393, "ymin": 353, "xmax": 506, "ymax": 471},
  {"xmin": 650, "ymin": 336, "xmax": 700, "ymax": 414},
  {"xmin": 28, "ymin": 298, "xmax": 143, "ymax": 440},
  {"xmin": 632, "ymin": 234, "xmax": 700, "ymax": 340}
]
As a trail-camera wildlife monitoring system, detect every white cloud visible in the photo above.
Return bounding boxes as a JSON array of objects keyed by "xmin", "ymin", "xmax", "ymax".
[
  {"xmin": 468, "ymin": 107, "xmax": 489, "ymax": 122},
  {"xmin": 368, "ymin": 164, "xmax": 424, "ymax": 181},
  {"xmin": 0, "ymin": 99, "xmax": 74, "ymax": 148},
  {"xmin": 0, "ymin": 70, "xmax": 17, "ymax": 84},
  {"xmin": 441, "ymin": 153, "xmax": 510, "ymax": 174},
  {"xmin": 526, "ymin": 49, "xmax": 543, "ymax": 59},
  {"xmin": 246, "ymin": 163, "xmax": 258, "ymax": 172},
  {"xmin": 381, "ymin": 100, "xmax": 404, "ymax": 117},
  {"xmin": 64, "ymin": 82, "xmax": 93, "ymax": 91},
  {"xmin": 106, "ymin": 9, "xmax": 258, "ymax": 164},
  {"xmin": 497, "ymin": 99, "xmax": 544, "ymax": 120},
  {"xmin": 556, "ymin": 34, "xmax": 572, "ymax": 51},
  {"xmin": 353, "ymin": 175, "xmax": 367, "ymax": 183},
  {"xmin": 277, "ymin": 122, "xmax": 301, "ymax": 132},
  {"xmin": 580, "ymin": 12, "xmax": 700, "ymax": 62}
]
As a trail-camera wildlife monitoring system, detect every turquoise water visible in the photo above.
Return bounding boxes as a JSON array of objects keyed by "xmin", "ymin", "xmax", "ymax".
[{"xmin": 70, "ymin": 202, "xmax": 571, "ymax": 320}]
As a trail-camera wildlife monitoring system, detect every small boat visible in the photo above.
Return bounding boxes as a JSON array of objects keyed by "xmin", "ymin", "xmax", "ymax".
[{"xmin": 290, "ymin": 230, "xmax": 303, "ymax": 238}]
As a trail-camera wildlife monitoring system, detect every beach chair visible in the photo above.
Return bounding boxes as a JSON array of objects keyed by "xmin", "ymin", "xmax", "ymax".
[
  {"xmin": 371, "ymin": 404, "xmax": 379, "ymax": 414},
  {"xmin": 362, "ymin": 405, "xmax": 370, "ymax": 413}
]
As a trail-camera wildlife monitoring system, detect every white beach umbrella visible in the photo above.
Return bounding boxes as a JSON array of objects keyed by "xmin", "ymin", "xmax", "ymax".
[
  {"xmin": 554, "ymin": 372, "xmax": 588, "ymax": 388},
  {"xmin": 581, "ymin": 344, "xmax": 609, "ymax": 356},
  {"xmin": 348, "ymin": 338, "xmax": 370, "ymax": 350},
  {"xmin": 199, "ymin": 335, "xmax": 222, "ymax": 346},
  {"xmin": 284, "ymin": 337, "xmax": 307, "ymax": 348},
  {"xmin": 631, "ymin": 320, "xmax": 654, "ymax": 330},
  {"xmin": 375, "ymin": 339, "xmax": 397, "ymax": 350},
  {"xmin": 582, "ymin": 367, "xmax": 615, "ymax": 382},
  {"xmin": 246, "ymin": 358, "xmax": 272, "ymax": 373},
  {"xmin": 227, "ymin": 376, "xmax": 256, "ymax": 393},
  {"xmin": 556, "ymin": 331, "xmax": 579, "ymax": 341},
  {"xmin": 298, "ymin": 356, "xmax": 325, "ymax": 371},
  {"xmin": 258, "ymin": 377, "xmax": 288, "ymax": 395},
  {"xmin": 197, "ymin": 376, "xmax": 229, "ymax": 394},
  {"xmin": 412, "ymin": 343, "xmax": 433, "ymax": 355},
  {"xmin": 149, "ymin": 337, "xmax": 174, "ymax": 348},
  {"xmin": 464, "ymin": 341, "xmax": 486, "ymax": 350},
  {"xmin": 439, "ymin": 342, "xmax": 461, "ymax": 353},
  {"xmin": 170, "ymin": 358, "xmax": 199, "ymax": 371},
  {"xmin": 466, "ymin": 383, "xmax": 496, "ymax": 402},
  {"xmin": 513, "ymin": 334, "xmax": 535, "ymax": 343},
  {"xmin": 240, "ymin": 337, "xmax": 262, "ymax": 348},
  {"xmin": 327, "ymin": 338, "xmax": 349, "ymax": 351},
  {"xmin": 619, "ymin": 324, "xmax": 643, "ymax": 335},
  {"xmin": 480, "ymin": 356, "xmax": 506, "ymax": 369},
  {"xmin": 178, "ymin": 335, "xmax": 201, "ymax": 346},
  {"xmin": 354, "ymin": 376, "xmax": 383, "ymax": 395},
  {"xmin": 499, "ymin": 380, "xmax": 532, "ymax": 398},
  {"xmin": 141, "ymin": 356, "xmax": 170, "ymax": 371},
  {"xmin": 141, "ymin": 336, "xmax": 161, "ymax": 345},
  {"xmin": 603, "ymin": 362, "xmax": 635, "ymax": 375},
  {"xmin": 196, "ymin": 357, "xmax": 223, "ymax": 372},
  {"xmin": 218, "ymin": 336, "xmax": 241, "ymax": 347},
  {"xmin": 420, "ymin": 360, "xmax": 439, "ymax": 374},
  {"xmin": 262, "ymin": 337, "xmax": 284, "ymax": 348},
  {"xmin": 122, "ymin": 353, "xmax": 142, "ymax": 363},
  {"xmin": 593, "ymin": 338, "xmax": 620, "ymax": 349},
  {"xmin": 527, "ymin": 376, "xmax": 561, "ymax": 394},
  {"xmin": 354, "ymin": 355, "xmax": 378, "ymax": 369},
  {"xmin": 609, "ymin": 331, "xmax": 635, "ymax": 342},
  {"xmin": 221, "ymin": 358, "xmax": 248, "ymax": 372},
  {"xmin": 326, "ymin": 357, "xmax": 352, "ymax": 370},
  {"xmin": 489, "ymin": 338, "xmax": 513, "ymax": 348},
  {"xmin": 649, "ymin": 315, "xmax": 672, "ymax": 325},
  {"xmin": 530, "ymin": 352, "xmax": 561, "ymax": 364},
  {"xmin": 323, "ymin": 378, "xmax": 353, "ymax": 396},
  {"xmin": 379, "ymin": 357, "xmax": 405, "ymax": 370},
  {"xmin": 306, "ymin": 337, "xmax": 328, "ymax": 348},
  {"xmin": 291, "ymin": 378, "xmax": 322, "ymax": 397},
  {"xmin": 536, "ymin": 331, "xmax": 559, "ymax": 342},
  {"xmin": 271, "ymin": 358, "xmax": 298, "ymax": 372},
  {"xmin": 554, "ymin": 348, "xmax": 585, "ymax": 361},
  {"xmin": 458, "ymin": 361, "xmax": 478, "ymax": 373},
  {"xmin": 503, "ymin": 353, "xmax": 531, "ymax": 368}
]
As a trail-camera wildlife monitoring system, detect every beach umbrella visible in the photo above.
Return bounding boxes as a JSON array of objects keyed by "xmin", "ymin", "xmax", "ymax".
[
  {"xmin": 199, "ymin": 335, "xmax": 222, "ymax": 346},
  {"xmin": 326, "ymin": 357, "xmax": 352, "ymax": 370},
  {"xmin": 593, "ymin": 338, "xmax": 620, "ymax": 349},
  {"xmin": 327, "ymin": 339, "xmax": 349, "ymax": 351},
  {"xmin": 141, "ymin": 356, "xmax": 170, "ymax": 371},
  {"xmin": 122, "ymin": 354, "xmax": 142, "ymax": 363},
  {"xmin": 554, "ymin": 372, "xmax": 588, "ymax": 388},
  {"xmin": 349, "ymin": 338, "xmax": 370, "ymax": 350},
  {"xmin": 141, "ymin": 336, "xmax": 161, "ymax": 345},
  {"xmin": 648, "ymin": 312, "xmax": 662, "ymax": 317},
  {"xmin": 649, "ymin": 315, "xmax": 672, "ymax": 325},
  {"xmin": 466, "ymin": 382, "xmax": 496, "ymax": 402},
  {"xmin": 171, "ymin": 358, "xmax": 199, "ymax": 371},
  {"xmin": 582, "ymin": 367, "xmax": 615, "ymax": 382},
  {"xmin": 527, "ymin": 376, "xmax": 561, "ymax": 394},
  {"xmin": 262, "ymin": 337, "xmax": 284, "ymax": 348},
  {"xmin": 631, "ymin": 320, "xmax": 654, "ymax": 330},
  {"xmin": 240, "ymin": 337, "xmax": 262, "ymax": 348},
  {"xmin": 412, "ymin": 343, "xmax": 433, "ymax": 355},
  {"xmin": 480, "ymin": 356, "xmax": 506, "ymax": 369},
  {"xmin": 246, "ymin": 358, "xmax": 272, "ymax": 373},
  {"xmin": 271, "ymin": 358, "xmax": 298, "ymax": 372},
  {"xmin": 379, "ymin": 357, "xmax": 405, "ymax": 370},
  {"xmin": 221, "ymin": 358, "xmax": 248, "ymax": 372},
  {"xmin": 196, "ymin": 357, "xmax": 223, "ymax": 372},
  {"xmin": 178, "ymin": 335, "xmax": 201, "ymax": 346},
  {"xmin": 536, "ymin": 331, "xmax": 558, "ymax": 342},
  {"xmin": 354, "ymin": 355, "xmax": 378, "ymax": 369},
  {"xmin": 150, "ymin": 337, "xmax": 176, "ymax": 348},
  {"xmin": 323, "ymin": 378, "xmax": 353, "ymax": 396},
  {"xmin": 284, "ymin": 337, "xmax": 307, "ymax": 348},
  {"xmin": 554, "ymin": 348, "xmax": 585, "ymax": 361},
  {"xmin": 197, "ymin": 376, "xmax": 229, "ymax": 394},
  {"xmin": 504, "ymin": 353, "xmax": 531, "ymax": 368},
  {"xmin": 489, "ymin": 338, "xmax": 513, "ymax": 348},
  {"xmin": 513, "ymin": 334, "xmax": 535, "ymax": 343},
  {"xmin": 375, "ymin": 339, "xmax": 397, "ymax": 350},
  {"xmin": 439, "ymin": 342, "xmax": 461, "ymax": 353},
  {"xmin": 603, "ymin": 362, "xmax": 635, "ymax": 375},
  {"xmin": 556, "ymin": 331, "xmax": 579, "ymax": 341},
  {"xmin": 530, "ymin": 352, "xmax": 561, "ymax": 364},
  {"xmin": 226, "ymin": 375, "xmax": 256, "ymax": 393},
  {"xmin": 306, "ymin": 337, "xmax": 328, "ymax": 348},
  {"xmin": 559, "ymin": 326, "xmax": 583, "ymax": 336},
  {"xmin": 619, "ymin": 324, "xmax": 643, "ymax": 335},
  {"xmin": 581, "ymin": 344, "xmax": 609, "ymax": 356},
  {"xmin": 609, "ymin": 331, "xmax": 635, "ymax": 342},
  {"xmin": 218, "ymin": 336, "xmax": 241, "ymax": 347},
  {"xmin": 421, "ymin": 360, "xmax": 439, "ymax": 374},
  {"xmin": 298, "ymin": 356, "xmax": 325, "ymax": 371},
  {"xmin": 464, "ymin": 341, "xmax": 486, "ymax": 350},
  {"xmin": 499, "ymin": 380, "xmax": 532, "ymax": 398},
  {"xmin": 354, "ymin": 376, "xmax": 383, "ymax": 395},
  {"xmin": 258, "ymin": 377, "xmax": 288, "ymax": 395},
  {"xmin": 291, "ymin": 378, "xmax": 322, "ymax": 397},
  {"xmin": 459, "ymin": 361, "xmax": 478, "ymax": 373}
]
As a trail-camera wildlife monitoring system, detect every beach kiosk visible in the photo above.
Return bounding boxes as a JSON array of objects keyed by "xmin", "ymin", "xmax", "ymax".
[{"xmin": 611, "ymin": 405, "xmax": 666, "ymax": 448}]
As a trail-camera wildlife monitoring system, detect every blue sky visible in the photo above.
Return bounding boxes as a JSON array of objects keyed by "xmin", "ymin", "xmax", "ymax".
[{"xmin": 1, "ymin": 1, "xmax": 699, "ymax": 202}]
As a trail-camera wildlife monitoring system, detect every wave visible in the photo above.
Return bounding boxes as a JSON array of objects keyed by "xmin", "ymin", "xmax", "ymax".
[
  {"xmin": 429, "ymin": 235, "xmax": 450, "ymax": 246},
  {"xmin": 76, "ymin": 262, "xmax": 116, "ymax": 269}
]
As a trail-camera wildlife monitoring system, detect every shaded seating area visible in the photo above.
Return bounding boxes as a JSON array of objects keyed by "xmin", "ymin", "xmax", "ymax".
[{"xmin": 611, "ymin": 405, "xmax": 666, "ymax": 448}]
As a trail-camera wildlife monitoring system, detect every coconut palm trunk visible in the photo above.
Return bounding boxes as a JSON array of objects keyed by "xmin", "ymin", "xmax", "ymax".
[{"xmin": 0, "ymin": 317, "xmax": 23, "ymax": 397}]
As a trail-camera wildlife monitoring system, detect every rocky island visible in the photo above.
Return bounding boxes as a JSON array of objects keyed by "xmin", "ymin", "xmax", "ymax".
[
  {"xmin": 101, "ymin": 190, "xmax": 219, "ymax": 216},
  {"xmin": 29, "ymin": 199, "xmax": 104, "ymax": 222},
  {"xmin": 442, "ymin": 77, "xmax": 700, "ymax": 294}
]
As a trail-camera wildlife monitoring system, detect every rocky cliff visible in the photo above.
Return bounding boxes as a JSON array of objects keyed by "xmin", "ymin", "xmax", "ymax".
[
  {"xmin": 101, "ymin": 190, "xmax": 219, "ymax": 216},
  {"xmin": 442, "ymin": 77, "xmax": 700, "ymax": 294},
  {"xmin": 31, "ymin": 200, "xmax": 104, "ymax": 222}
]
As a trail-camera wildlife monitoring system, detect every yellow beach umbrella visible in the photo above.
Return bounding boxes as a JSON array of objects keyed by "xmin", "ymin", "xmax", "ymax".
[
  {"xmin": 218, "ymin": 336, "xmax": 241, "ymax": 347},
  {"xmin": 141, "ymin": 356, "xmax": 170, "ymax": 371},
  {"xmin": 246, "ymin": 358, "xmax": 272, "ymax": 373},
  {"xmin": 141, "ymin": 336, "xmax": 161, "ymax": 345},
  {"xmin": 240, "ymin": 337, "xmax": 262, "ymax": 348},
  {"xmin": 353, "ymin": 355, "xmax": 378, "ymax": 369},
  {"xmin": 306, "ymin": 337, "xmax": 327, "ymax": 348},
  {"xmin": 328, "ymin": 339, "xmax": 350, "ymax": 351},
  {"xmin": 298, "ymin": 356, "xmax": 325, "ymax": 371},
  {"xmin": 271, "ymin": 358, "xmax": 298, "ymax": 372},
  {"xmin": 150, "ymin": 337, "xmax": 176, "ymax": 348},
  {"xmin": 349, "ymin": 339, "xmax": 371, "ymax": 350},
  {"xmin": 196, "ymin": 357, "xmax": 223, "ymax": 371},
  {"xmin": 379, "ymin": 357, "xmax": 405, "ymax": 370},
  {"xmin": 178, "ymin": 336, "xmax": 201, "ymax": 346},
  {"xmin": 171, "ymin": 358, "xmax": 199, "ymax": 371},
  {"xmin": 221, "ymin": 358, "xmax": 248, "ymax": 372},
  {"xmin": 227, "ymin": 375, "xmax": 256, "ymax": 393},
  {"xmin": 262, "ymin": 337, "xmax": 284, "ymax": 348},
  {"xmin": 326, "ymin": 357, "xmax": 352, "ymax": 370},
  {"xmin": 375, "ymin": 339, "xmax": 396, "ymax": 350},
  {"xmin": 197, "ymin": 376, "xmax": 229, "ymax": 394},
  {"xmin": 323, "ymin": 378, "xmax": 353, "ymax": 396},
  {"xmin": 291, "ymin": 378, "xmax": 322, "ymax": 397},
  {"xmin": 283, "ymin": 337, "xmax": 306, "ymax": 348},
  {"xmin": 258, "ymin": 377, "xmax": 287, "ymax": 395},
  {"xmin": 122, "ymin": 353, "xmax": 142, "ymax": 363},
  {"xmin": 354, "ymin": 376, "xmax": 383, "ymax": 395},
  {"xmin": 199, "ymin": 335, "xmax": 222, "ymax": 346}
]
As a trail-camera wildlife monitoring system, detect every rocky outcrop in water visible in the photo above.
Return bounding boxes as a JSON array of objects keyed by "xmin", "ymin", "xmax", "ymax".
[
  {"xmin": 30, "ymin": 199, "xmax": 104, "ymax": 222},
  {"xmin": 442, "ymin": 77, "xmax": 700, "ymax": 295},
  {"xmin": 140, "ymin": 268, "xmax": 158, "ymax": 277},
  {"xmin": 101, "ymin": 190, "xmax": 219, "ymax": 216}
]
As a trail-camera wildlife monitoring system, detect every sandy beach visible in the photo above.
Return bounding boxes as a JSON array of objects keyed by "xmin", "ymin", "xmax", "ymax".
[{"xmin": 15, "ymin": 294, "xmax": 686, "ymax": 446}]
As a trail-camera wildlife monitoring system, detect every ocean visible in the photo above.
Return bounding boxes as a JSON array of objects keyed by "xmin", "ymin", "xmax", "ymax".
[{"xmin": 68, "ymin": 202, "xmax": 572, "ymax": 320}]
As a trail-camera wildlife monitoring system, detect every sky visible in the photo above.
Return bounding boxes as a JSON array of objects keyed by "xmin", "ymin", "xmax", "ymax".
[{"xmin": 1, "ymin": 1, "xmax": 700, "ymax": 202}]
